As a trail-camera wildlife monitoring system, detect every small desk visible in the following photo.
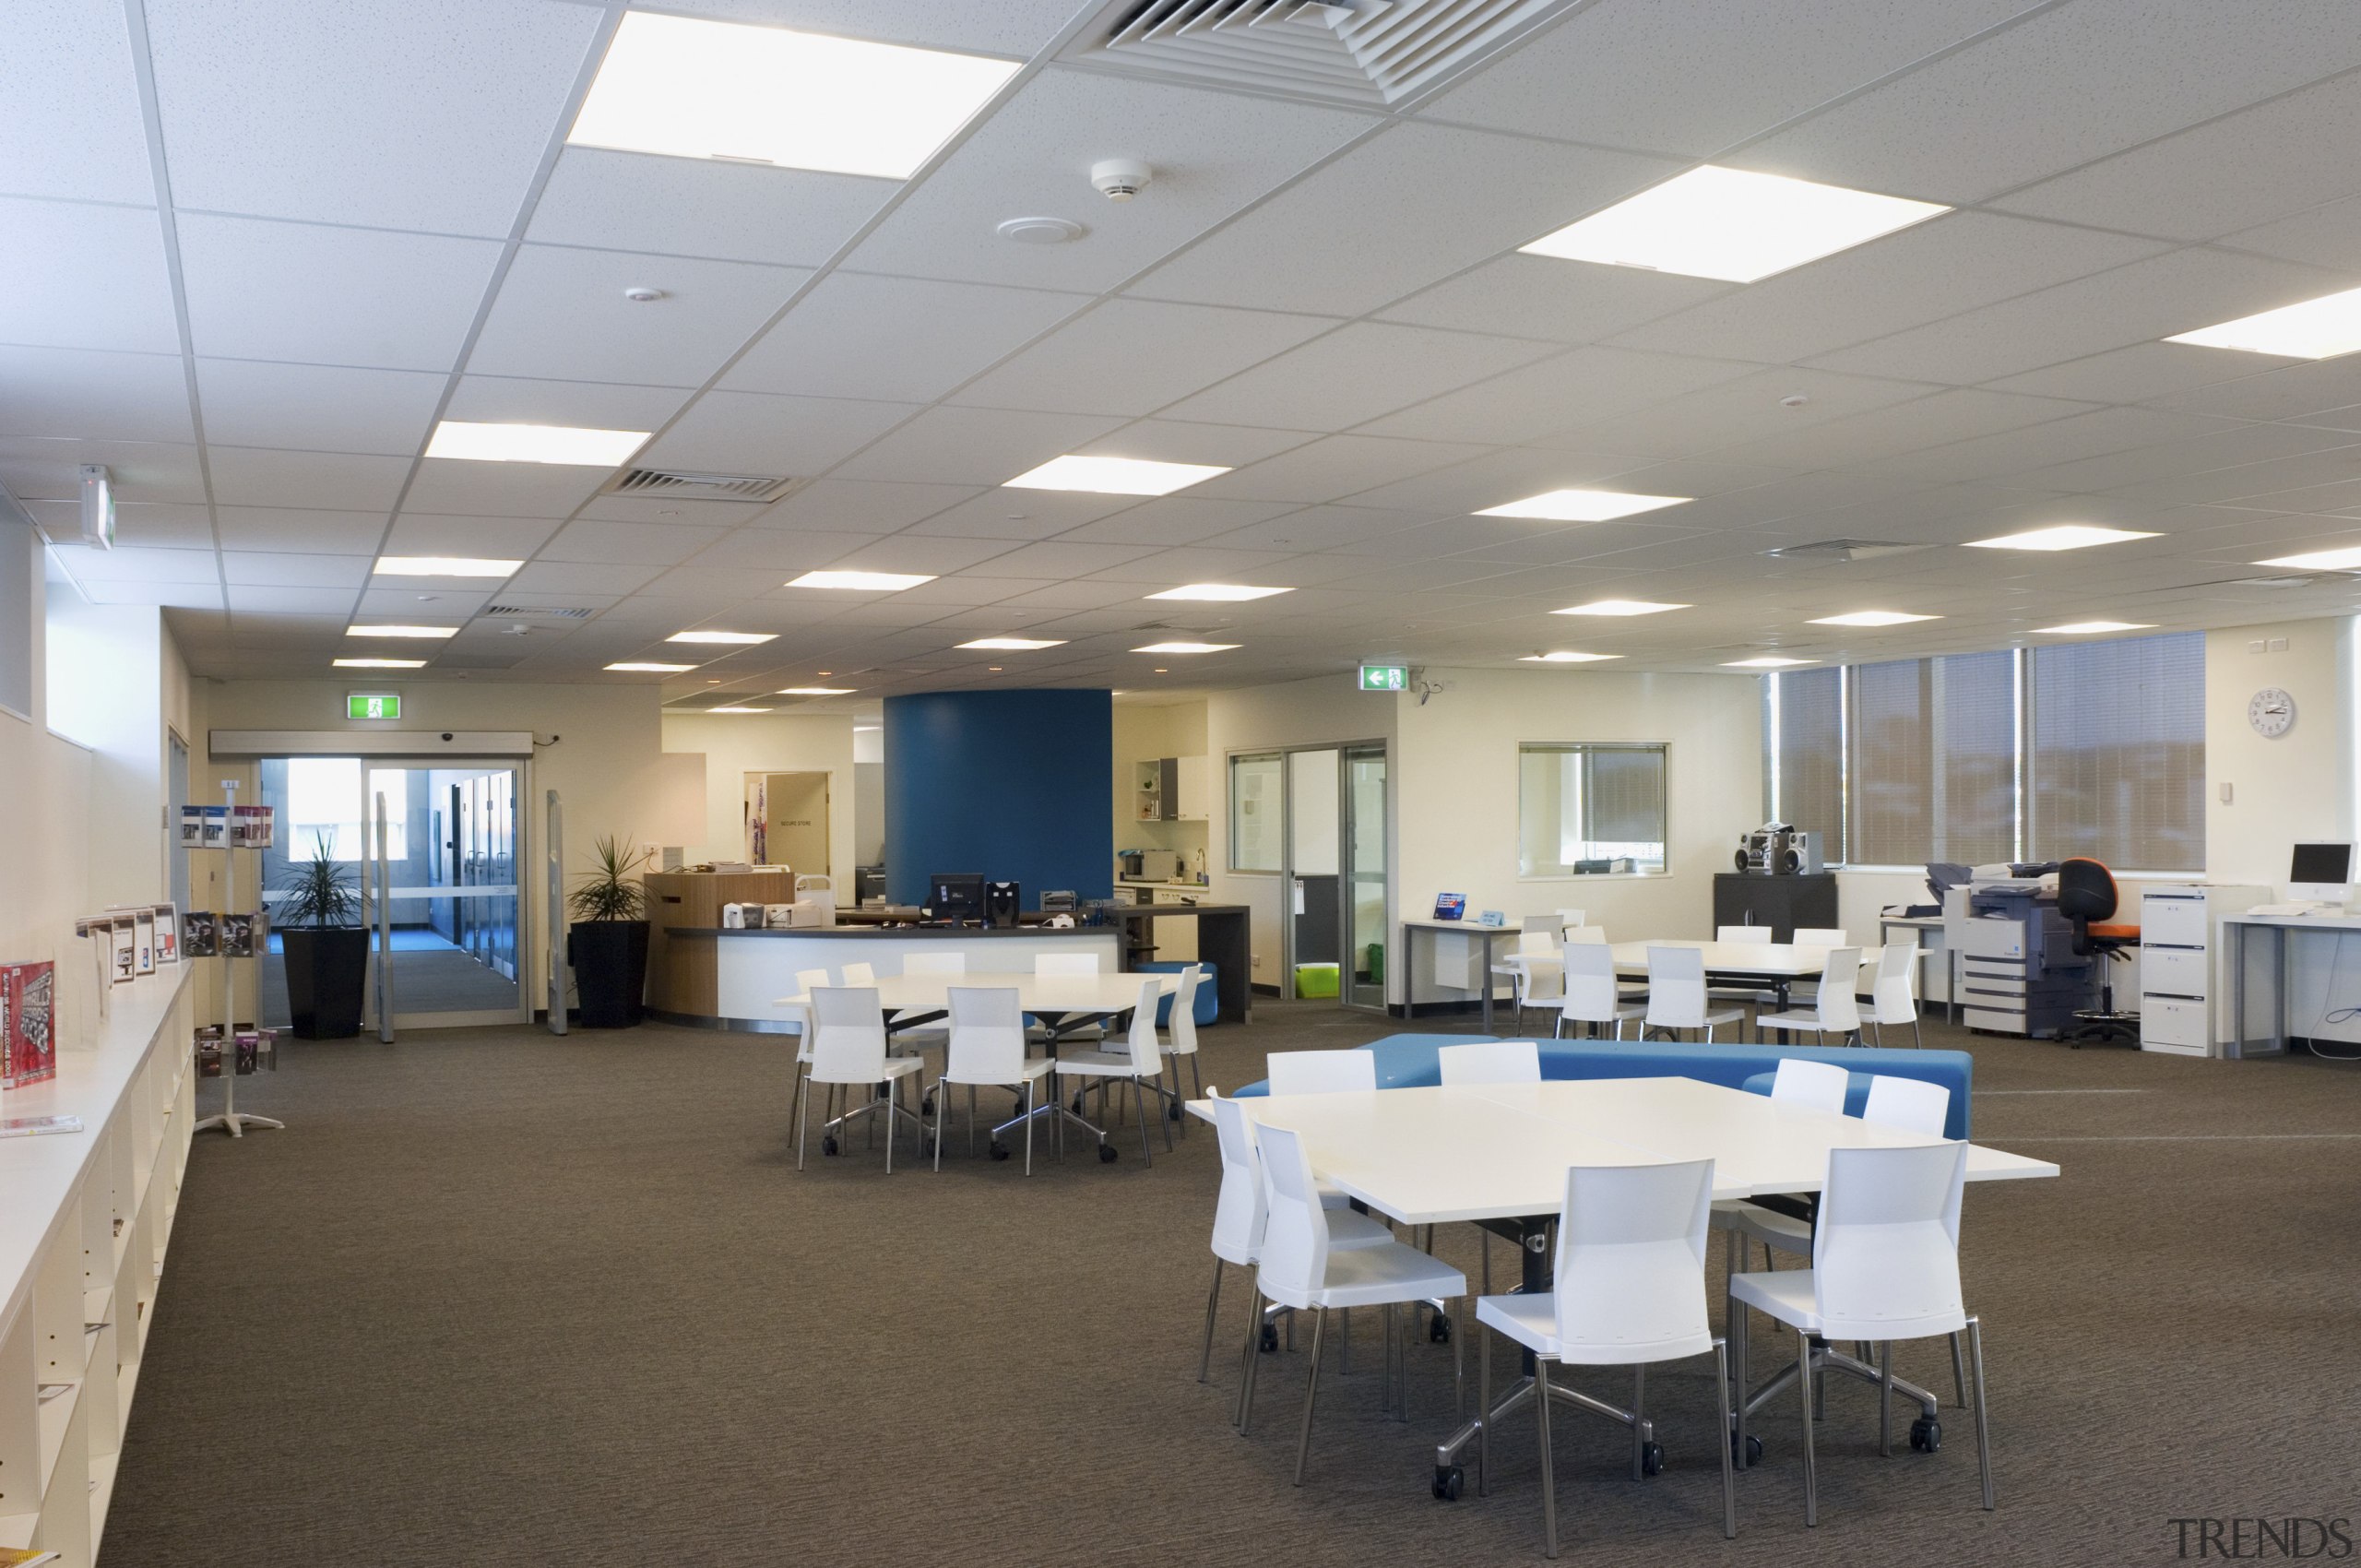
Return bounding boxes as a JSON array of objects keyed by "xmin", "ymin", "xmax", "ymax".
[
  {"xmin": 1878, "ymin": 914, "xmax": 1955, "ymax": 1022},
  {"xmin": 1400, "ymin": 919, "xmax": 1523, "ymax": 1029},
  {"xmin": 2222, "ymin": 910, "xmax": 2361, "ymax": 1057}
]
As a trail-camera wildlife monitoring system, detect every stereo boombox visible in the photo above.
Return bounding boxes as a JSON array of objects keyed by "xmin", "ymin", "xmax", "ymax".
[{"xmin": 1736, "ymin": 826, "xmax": 1822, "ymax": 876}]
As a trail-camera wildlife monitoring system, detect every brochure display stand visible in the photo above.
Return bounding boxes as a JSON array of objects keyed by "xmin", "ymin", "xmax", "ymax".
[{"xmin": 192, "ymin": 780, "xmax": 282, "ymax": 1140}]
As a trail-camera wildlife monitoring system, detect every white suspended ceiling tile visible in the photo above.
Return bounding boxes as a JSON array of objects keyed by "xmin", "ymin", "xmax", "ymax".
[
  {"xmin": 0, "ymin": 346, "xmax": 193, "ymax": 444},
  {"xmin": 1194, "ymin": 504, "xmax": 1436, "ymax": 554},
  {"xmin": 193, "ymin": 359, "xmax": 445, "ymax": 455},
  {"xmin": 1855, "ymin": 406, "xmax": 2240, "ymax": 487},
  {"xmin": 1078, "ymin": 419, "xmax": 1323, "ymax": 470},
  {"xmin": 0, "ymin": 197, "xmax": 181, "ymax": 354},
  {"xmin": 1053, "ymin": 496, "xmax": 1301, "ymax": 547},
  {"xmin": 1990, "ymin": 71, "xmax": 2361, "ymax": 243},
  {"xmin": 1087, "ymin": 543, "xmax": 1359, "ymax": 585},
  {"xmin": 1159, "ymin": 321, "xmax": 1555, "ymax": 434},
  {"xmin": 468, "ymin": 245, "xmax": 812, "ymax": 387},
  {"xmin": 442, "ymin": 374, "xmax": 694, "ymax": 433},
  {"xmin": 212, "ymin": 505, "xmax": 389, "ymax": 554},
  {"xmin": 1979, "ymin": 341, "xmax": 2254, "ymax": 405},
  {"xmin": 635, "ymin": 564, "xmax": 790, "ymax": 600},
  {"xmin": 1133, "ymin": 123, "xmax": 1680, "ymax": 320},
  {"xmin": 540, "ymin": 518, "xmax": 731, "ymax": 566},
  {"xmin": 526, "ymin": 148, "xmax": 893, "ymax": 267},
  {"xmin": 1804, "ymin": 248, "xmax": 2356, "ymax": 388},
  {"xmin": 902, "ymin": 490, "xmax": 1136, "ymax": 539},
  {"xmin": 828, "ymin": 405, "xmax": 1126, "ymax": 485},
  {"xmin": 573, "ymin": 493, "xmax": 765, "ymax": 525},
  {"xmin": 0, "ymin": 436, "xmax": 204, "ymax": 504},
  {"xmin": 1347, "ymin": 445, "xmax": 1659, "ymax": 512},
  {"xmin": 1730, "ymin": 0, "xmax": 2361, "ymax": 205},
  {"xmin": 1610, "ymin": 213, "xmax": 2171, "ymax": 366},
  {"xmin": 814, "ymin": 533, "xmax": 1037, "ymax": 576},
  {"xmin": 2144, "ymin": 357, "xmax": 2361, "ymax": 425},
  {"xmin": 224, "ymin": 585, "xmax": 360, "ymax": 615},
  {"xmin": 0, "ymin": 2, "xmax": 155, "ymax": 205},
  {"xmin": 843, "ymin": 65, "xmax": 1372, "ymax": 294},
  {"xmin": 1357, "ymin": 345, "xmax": 1759, "ymax": 447},
  {"xmin": 2218, "ymin": 193, "xmax": 2361, "ymax": 271},
  {"xmin": 1192, "ymin": 434, "xmax": 1493, "ymax": 505},
  {"xmin": 26, "ymin": 498, "xmax": 213, "ymax": 551},
  {"xmin": 952, "ymin": 300, "xmax": 1340, "ymax": 418},
  {"xmin": 660, "ymin": 0, "xmax": 1078, "ymax": 53},
  {"xmin": 505, "ymin": 560, "xmax": 664, "ymax": 596},
  {"xmin": 1376, "ymin": 254, "xmax": 1731, "ymax": 347},
  {"xmin": 80, "ymin": 580, "xmax": 226, "ymax": 612},
  {"xmin": 1545, "ymin": 366, "xmax": 1937, "ymax": 461},
  {"xmin": 400, "ymin": 457, "xmax": 608, "ymax": 518},
  {"xmin": 988, "ymin": 580, "xmax": 1152, "ymax": 612},
  {"xmin": 219, "ymin": 551, "xmax": 372, "ymax": 588},
  {"xmin": 1418, "ymin": 0, "xmax": 2038, "ymax": 160},
  {"xmin": 747, "ymin": 479, "xmax": 981, "ymax": 533},
  {"xmin": 45, "ymin": 542, "xmax": 217, "ymax": 584},
  {"xmin": 177, "ymin": 214, "xmax": 503, "ymax": 371},
  {"xmin": 356, "ymin": 585, "xmax": 492, "ymax": 618},
  {"xmin": 204, "ymin": 446, "xmax": 410, "ymax": 512},
  {"xmin": 2005, "ymin": 417, "xmax": 2360, "ymax": 496},
  {"xmin": 636, "ymin": 391, "xmax": 919, "ymax": 476},
  {"xmin": 719, "ymin": 272, "xmax": 1086, "ymax": 403},
  {"xmin": 683, "ymin": 529, "xmax": 894, "ymax": 570},
  {"xmin": 959, "ymin": 540, "xmax": 1159, "ymax": 579}
]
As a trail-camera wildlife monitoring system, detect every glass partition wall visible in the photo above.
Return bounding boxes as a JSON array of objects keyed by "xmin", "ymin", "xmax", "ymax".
[{"xmin": 1230, "ymin": 742, "xmax": 1390, "ymax": 1012}]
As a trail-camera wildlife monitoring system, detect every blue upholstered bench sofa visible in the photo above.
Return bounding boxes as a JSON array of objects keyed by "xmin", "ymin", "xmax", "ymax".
[{"xmin": 1232, "ymin": 1035, "xmax": 1975, "ymax": 1140}]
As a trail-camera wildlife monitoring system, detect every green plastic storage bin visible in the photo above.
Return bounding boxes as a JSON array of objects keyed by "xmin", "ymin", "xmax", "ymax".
[{"xmin": 1294, "ymin": 962, "xmax": 1340, "ymax": 999}]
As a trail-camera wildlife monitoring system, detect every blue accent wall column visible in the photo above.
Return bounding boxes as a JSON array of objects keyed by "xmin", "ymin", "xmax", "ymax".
[{"xmin": 884, "ymin": 689, "xmax": 1113, "ymax": 907}]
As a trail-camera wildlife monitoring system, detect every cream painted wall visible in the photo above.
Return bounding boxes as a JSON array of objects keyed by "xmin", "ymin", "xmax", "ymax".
[
  {"xmin": 1113, "ymin": 697, "xmax": 1209, "ymax": 880},
  {"xmin": 2205, "ymin": 617, "xmax": 2355, "ymax": 891},
  {"xmin": 660, "ymin": 711, "xmax": 856, "ymax": 882}
]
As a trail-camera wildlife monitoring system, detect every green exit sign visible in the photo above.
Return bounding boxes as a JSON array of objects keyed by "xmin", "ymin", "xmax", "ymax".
[
  {"xmin": 1359, "ymin": 664, "xmax": 1408, "ymax": 692},
  {"xmin": 347, "ymin": 693, "xmax": 401, "ymax": 720}
]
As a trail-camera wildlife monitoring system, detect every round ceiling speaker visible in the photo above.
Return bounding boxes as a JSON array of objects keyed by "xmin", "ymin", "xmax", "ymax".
[{"xmin": 996, "ymin": 216, "xmax": 1086, "ymax": 244}]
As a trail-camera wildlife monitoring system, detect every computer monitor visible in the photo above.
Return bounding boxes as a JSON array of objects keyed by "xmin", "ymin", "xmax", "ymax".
[
  {"xmin": 927, "ymin": 873, "xmax": 986, "ymax": 923},
  {"xmin": 2288, "ymin": 842, "xmax": 2353, "ymax": 904}
]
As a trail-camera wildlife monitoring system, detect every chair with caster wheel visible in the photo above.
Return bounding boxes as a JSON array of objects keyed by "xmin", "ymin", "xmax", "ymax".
[
  {"xmin": 1866, "ymin": 941, "xmax": 1925, "ymax": 1049},
  {"xmin": 1645, "ymin": 946, "xmax": 1745, "ymax": 1042},
  {"xmin": 1239, "ymin": 1122, "xmax": 1465, "ymax": 1486},
  {"xmin": 1202, "ymin": 1088, "xmax": 1392, "ymax": 1418},
  {"xmin": 892, "ymin": 949, "xmax": 964, "ymax": 1054},
  {"xmin": 1754, "ymin": 948, "xmax": 1864, "ymax": 1045},
  {"xmin": 1149, "ymin": 965, "xmax": 1207, "ymax": 1134},
  {"xmin": 799, "ymin": 987, "xmax": 926, "ymax": 1171},
  {"xmin": 1728, "ymin": 1140, "xmax": 1996, "ymax": 1527},
  {"xmin": 1050, "ymin": 979, "xmax": 1169, "ymax": 1165},
  {"xmin": 930, "ymin": 986, "xmax": 1052, "ymax": 1175},
  {"xmin": 787, "ymin": 967, "xmax": 830, "ymax": 1133},
  {"xmin": 1475, "ymin": 1157, "xmax": 1737, "ymax": 1557},
  {"xmin": 2058, "ymin": 858, "xmax": 2142, "ymax": 1047},
  {"xmin": 1554, "ymin": 940, "xmax": 1647, "ymax": 1040}
]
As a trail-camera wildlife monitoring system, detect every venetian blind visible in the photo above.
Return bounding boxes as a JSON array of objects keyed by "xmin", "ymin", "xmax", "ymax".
[{"xmin": 2028, "ymin": 633, "xmax": 2204, "ymax": 871}]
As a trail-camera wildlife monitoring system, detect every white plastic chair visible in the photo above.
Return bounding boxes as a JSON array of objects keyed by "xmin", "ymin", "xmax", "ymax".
[
  {"xmin": 1240, "ymin": 1121, "xmax": 1467, "ymax": 1485},
  {"xmin": 1729, "ymin": 1142, "xmax": 1992, "ymax": 1524},
  {"xmin": 1145, "ymin": 966, "xmax": 1206, "ymax": 1135},
  {"xmin": 1046, "ymin": 978, "xmax": 1169, "ymax": 1164},
  {"xmin": 1643, "ymin": 946, "xmax": 1742, "ymax": 1041},
  {"xmin": 1861, "ymin": 1074, "xmax": 1951, "ymax": 1137},
  {"xmin": 789, "ymin": 966, "xmax": 830, "ymax": 1129},
  {"xmin": 1556, "ymin": 941, "xmax": 1645, "ymax": 1039},
  {"xmin": 1475, "ymin": 1159, "xmax": 1736, "ymax": 1554},
  {"xmin": 839, "ymin": 960, "xmax": 877, "ymax": 985},
  {"xmin": 893, "ymin": 950, "xmax": 966, "ymax": 1047},
  {"xmin": 904, "ymin": 951, "xmax": 967, "ymax": 976},
  {"xmin": 1437, "ymin": 1039, "xmax": 1540, "ymax": 1086},
  {"xmin": 1265, "ymin": 1048, "xmax": 1376, "ymax": 1096},
  {"xmin": 1755, "ymin": 948, "xmax": 1864, "ymax": 1045},
  {"xmin": 799, "ymin": 987, "xmax": 925, "ymax": 1171},
  {"xmin": 1869, "ymin": 942, "xmax": 1923, "ymax": 1048},
  {"xmin": 1036, "ymin": 952, "xmax": 1100, "ymax": 976},
  {"xmin": 1203, "ymin": 1088, "xmax": 1392, "ymax": 1403},
  {"xmin": 1497, "ymin": 929, "xmax": 1566, "ymax": 1032},
  {"xmin": 1716, "ymin": 925, "xmax": 1775, "ymax": 944},
  {"xmin": 1711, "ymin": 1058, "xmax": 1851, "ymax": 1268},
  {"xmin": 931, "ymin": 987, "xmax": 1052, "ymax": 1174},
  {"xmin": 1564, "ymin": 925, "xmax": 1607, "ymax": 944},
  {"xmin": 1792, "ymin": 928, "xmax": 1849, "ymax": 946}
]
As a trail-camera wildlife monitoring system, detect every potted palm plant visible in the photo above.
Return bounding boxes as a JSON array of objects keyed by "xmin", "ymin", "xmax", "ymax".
[
  {"xmin": 277, "ymin": 831, "xmax": 367, "ymax": 1039},
  {"xmin": 567, "ymin": 835, "xmax": 652, "ymax": 1028}
]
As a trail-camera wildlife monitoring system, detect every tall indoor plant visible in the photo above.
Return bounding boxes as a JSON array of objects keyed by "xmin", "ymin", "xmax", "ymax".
[
  {"xmin": 567, "ymin": 835, "xmax": 652, "ymax": 1028},
  {"xmin": 277, "ymin": 831, "xmax": 368, "ymax": 1039}
]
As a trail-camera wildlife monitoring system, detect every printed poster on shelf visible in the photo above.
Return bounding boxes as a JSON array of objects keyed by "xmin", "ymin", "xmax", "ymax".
[
  {"xmin": 2, "ymin": 961, "xmax": 58, "ymax": 1087},
  {"xmin": 151, "ymin": 903, "xmax": 179, "ymax": 964},
  {"xmin": 181, "ymin": 910, "xmax": 218, "ymax": 958},
  {"xmin": 108, "ymin": 916, "xmax": 137, "ymax": 983}
]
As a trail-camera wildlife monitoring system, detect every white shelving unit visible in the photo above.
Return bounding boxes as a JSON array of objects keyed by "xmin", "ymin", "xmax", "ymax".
[
  {"xmin": 0, "ymin": 962, "xmax": 196, "ymax": 1567},
  {"xmin": 2138, "ymin": 882, "xmax": 2271, "ymax": 1056}
]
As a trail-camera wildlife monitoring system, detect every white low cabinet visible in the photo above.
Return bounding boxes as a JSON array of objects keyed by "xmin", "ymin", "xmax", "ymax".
[{"xmin": 2138, "ymin": 883, "xmax": 2270, "ymax": 1056}]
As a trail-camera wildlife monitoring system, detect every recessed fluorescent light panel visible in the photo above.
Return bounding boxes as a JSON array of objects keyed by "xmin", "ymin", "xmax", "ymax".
[
  {"xmin": 334, "ymin": 658, "xmax": 425, "ymax": 669},
  {"xmin": 1808, "ymin": 611, "xmax": 1940, "ymax": 627},
  {"xmin": 568, "ymin": 11, "xmax": 1020, "ymax": 180},
  {"xmin": 785, "ymin": 570, "xmax": 936, "ymax": 591},
  {"xmin": 1145, "ymin": 584, "xmax": 1291, "ymax": 602},
  {"xmin": 1521, "ymin": 165, "xmax": 1951, "ymax": 283},
  {"xmin": 1554, "ymin": 600, "xmax": 1690, "ymax": 617},
  {"xmin": 1003, "ymin": 455, "xmax": 1230, "ymax": 496},
  {"xmin": 706, "ymin": 706, "xmax": 772, "ymax": 714},
  {"xmin": 606, "ymin": 661, "xmax": 695, "ymax": 672},
  {"xmin": 1132, "ymin": 641, "xmax": 1238, "ymax": 654},
  {"xmin": 777, "ymin": 686, "xmax": 854, "ymax": 695},
  {"xmin": 2166, "ymin": 284, "xmax": 2361, "ymax": 360},
  {"xmin": 344, "ymin": 624, "xmax": 456, "ymax": 639},
  {"xmin": 1964, "ymin": 525, "xmax": 2159, "ymax": 552},
  {"xmin": 1724, "ymin": 656, "xmax": 1816, "ymax": 668},
  {"xmin": 666, "ymin": 631, "xmax": 777, "ymax": 645},
  {"xmin": 372, "ymin": 556, "xmax": 522, "ymax": 578},
  {"xmin": 1521, "ymin": 651, "xmax": 1620, "ymax": 663},
  {"xmin": 1477, "ymin": 489, "xmax": 1691, "ymax": 522},
  {"xmin": 2256, "ymin": 546, "xmax": 2361, "ymax": 571},
  {"xmin": 2036, "ymin": 622, "xmax": 2156, "ymax": 635},
  {"xmin": 957, "ymin": 637, "xmax": 1064, "ymax": 650},
  {"xmin": 425, "ymin": 421, "xmax": 648, "ymax": 467}
]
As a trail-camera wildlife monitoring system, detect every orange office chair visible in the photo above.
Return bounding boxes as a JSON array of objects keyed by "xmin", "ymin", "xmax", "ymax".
[{"xmin": 2058, "ymin": 858, "xmax": 2141, "ymax": 1048}]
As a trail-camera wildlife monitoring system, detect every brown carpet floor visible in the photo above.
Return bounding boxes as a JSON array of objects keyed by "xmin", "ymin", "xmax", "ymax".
[{"xmin": 99, "ymin": 1003, "xmax": 2361, "ymax": 1566}]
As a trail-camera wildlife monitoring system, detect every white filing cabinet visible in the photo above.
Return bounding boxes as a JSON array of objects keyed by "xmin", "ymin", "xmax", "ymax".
[{"xmin": 2138, "ymin": 883, "xmax": 2271, "ymax": 1055}]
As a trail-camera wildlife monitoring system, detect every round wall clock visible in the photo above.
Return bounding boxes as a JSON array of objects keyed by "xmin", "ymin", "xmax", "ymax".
[{"xmin": 2248, "ymin": 686, "xmax": 2296, "ymax": 738}]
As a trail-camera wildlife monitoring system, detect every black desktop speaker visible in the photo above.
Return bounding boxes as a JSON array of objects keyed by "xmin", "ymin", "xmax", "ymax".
[{"xmin": 984, "ymin": 881, "xmax": 1020, "ymax": 928}]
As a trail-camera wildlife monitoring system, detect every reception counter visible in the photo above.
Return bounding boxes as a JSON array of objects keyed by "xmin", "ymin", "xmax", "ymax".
[{"xmin": 652, "ymin": 925, "xmax": 1125, "ymax": 1031}]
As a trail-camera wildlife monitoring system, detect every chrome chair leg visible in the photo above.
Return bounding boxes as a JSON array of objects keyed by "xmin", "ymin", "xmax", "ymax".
[
  {"xmin": 1966, "ymin": 1315, "xmax": 1995, "ymax": 1509},
  {"xmin": 1293, "ymin": 1305, "xmax": 1329, "ymax": 1486},
  {"xmin": 1477, "ymin": 1312, "xmax": 1491, "ymax": 1496},
  {"xmin": 1879, "ymin": 1339, "xmax": 1892, "ymax": 1455},
  {"xmin": 1797, "ymin": 1327, "xmax": 1818, "ymax": 1527},
  {"xmin": 1536, "ymin": 1357, "xmax": 1560, "ymax": 1559},
  {"xmin": 1237, "ymin": 1289, "xmax": 1264, "ymax": 1434},
  {"xmin": 1731, "ymin": 1289, "xmax": 1750, "ymax": 1468},
  {"xmin": 1198, "ymin": 1258, "xmax": 1225, "ymax": 1383},
  {"xmin": 797, "ymin": 1070, "xmax": 812, "ymax": 1170},
  {"xmin": 1631, "ymin": 1363, "xmax": 1647, "ymax": 1479},
  {"xmin": 1951, "ymin": 1331, "xmax": 1967, "ymax": 1407},
  {"xmin": 1712, "ymin": 1338, "xmax": 1738, "ymax": 1538}
]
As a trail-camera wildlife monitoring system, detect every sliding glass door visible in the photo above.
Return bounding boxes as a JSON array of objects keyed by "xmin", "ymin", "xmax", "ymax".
[{"xmin": 1342, "ymin": 744, "xmax": 1387, "ymax": 1012}]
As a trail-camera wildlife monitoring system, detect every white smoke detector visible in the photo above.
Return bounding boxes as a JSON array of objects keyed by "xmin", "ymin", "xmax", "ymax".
[
  {"xmin": 1090, "ymin": 159, "xmax": 1152, "ymax": 200},
  {"xmin": 996, "ymin": 215, "xmax": 1086, "ymax": 244},
  {"xmin": 623, "ymin": 286, "xmax": 667, "ymax": 303}
]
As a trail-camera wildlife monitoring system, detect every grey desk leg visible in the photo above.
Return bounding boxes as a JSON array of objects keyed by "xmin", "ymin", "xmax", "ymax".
[
  {"xmin": 2275, "ymin": 925, "xmax": 2288, "ymax": 1055},
  {"xmin": 1480, "ymin": 931, "xmax": 1495, "ymax": 1032}
]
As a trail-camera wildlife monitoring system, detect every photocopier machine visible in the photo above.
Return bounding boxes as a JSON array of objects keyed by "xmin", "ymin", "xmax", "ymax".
[{"xmin": 1931, "ymin": 862, "xmax": 2100, "ymax": 1038}]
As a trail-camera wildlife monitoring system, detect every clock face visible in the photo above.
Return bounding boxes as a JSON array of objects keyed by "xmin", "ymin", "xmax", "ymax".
[{"xmin": 2249, "ymin": 686, "xmax": 2296, "ymax": 738}]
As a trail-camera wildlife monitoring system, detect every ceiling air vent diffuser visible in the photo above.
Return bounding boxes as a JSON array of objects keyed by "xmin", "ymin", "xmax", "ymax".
[
  {"xmin": 484, "ymin": 604, "xmax": 594, "ymax": 620},
  {"xmin": 1762, "ymin": 539, "xmax": 1930, "ymax": 564},
  {"xmin": 598, "ymin": 469, "xmax": 796, "ymax": 503},
  {"xmin": 1067, "ymin": 0, "xmax": 1585, "ymax": 108}
]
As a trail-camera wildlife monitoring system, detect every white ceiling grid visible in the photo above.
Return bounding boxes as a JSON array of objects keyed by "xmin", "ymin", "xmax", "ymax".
[{"xmin": 6, "ymin": 0, "xmax": 2361, "ymax": 707}]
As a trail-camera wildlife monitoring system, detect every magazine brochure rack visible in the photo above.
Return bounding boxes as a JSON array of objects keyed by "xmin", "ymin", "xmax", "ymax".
[{"xmin": 190, "ymin": 780, "xmax": 280, "ymax": 1140}]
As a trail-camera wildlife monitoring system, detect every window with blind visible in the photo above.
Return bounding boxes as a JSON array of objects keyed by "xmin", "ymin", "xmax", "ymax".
[
  {"xmin": 1939, "ymin": 650, "xmax": 2018, "ymax": 864},
  {"xmin": 1518, "ymin": 742, "xmax": 1667, "ymax": 875},
  {"xmin": 1845, "ymin": 651, "xmax": 2017, "ymax": 865},
  {"xmin": 2028, "ymin": 633, "xmax": 2203, "ymax": 871},
  {"xmin": 1849, "ymin": 659, "xmax": 1928, "ymax": 866},
  {"xmin": 1772, "ymin": 668, "xmax": 1845, "ymax": 864}
]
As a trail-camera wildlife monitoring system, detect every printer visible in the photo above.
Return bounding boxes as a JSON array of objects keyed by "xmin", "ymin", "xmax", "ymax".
[{"xmin": 1943, "ymin": 864, "xmax": 2094, "ymax": 1038}]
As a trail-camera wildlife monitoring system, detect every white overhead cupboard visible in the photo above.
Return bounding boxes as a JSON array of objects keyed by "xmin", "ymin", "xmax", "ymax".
[
  {"xmin": 0, "ymin": 964, "xmax": 196, "ymax": 1567},
  {"xmin": 1133, "ymin": 756, "xmax": 1209, "ymax": 823}
]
